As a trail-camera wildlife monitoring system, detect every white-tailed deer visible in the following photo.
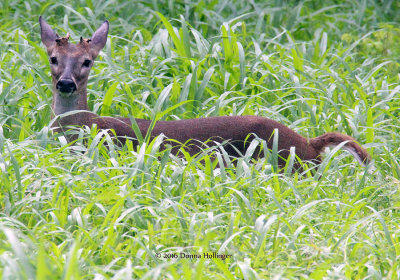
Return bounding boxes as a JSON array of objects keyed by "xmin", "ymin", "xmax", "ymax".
[{"xmin": 39, "ymin": 16, "xmax": 371, "ymax": 169}]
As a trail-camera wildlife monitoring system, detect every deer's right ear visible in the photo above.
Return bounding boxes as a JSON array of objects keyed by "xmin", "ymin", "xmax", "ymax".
[{"xmin": 39, "ymin": 16, "xmax": 58, "ymax": 49}]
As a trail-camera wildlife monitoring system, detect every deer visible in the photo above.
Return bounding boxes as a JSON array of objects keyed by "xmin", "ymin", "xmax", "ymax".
[{"xmin": 39, "ymin": 16, "xmax": 371, "ymax": 170}]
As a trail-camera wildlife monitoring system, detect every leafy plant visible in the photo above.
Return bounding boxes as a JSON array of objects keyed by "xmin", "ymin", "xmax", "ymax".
[{"xmin": 0, "ymin": 0, "xmax": 399, "ymax": 278}]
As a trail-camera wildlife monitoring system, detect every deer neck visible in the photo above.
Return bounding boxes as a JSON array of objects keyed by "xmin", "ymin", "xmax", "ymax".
[{"xmin": 51, "ymin": 87, "xmax": 89, "ymax": 117}]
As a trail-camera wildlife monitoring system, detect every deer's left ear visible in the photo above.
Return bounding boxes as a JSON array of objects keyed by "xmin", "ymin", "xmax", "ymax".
[{"xmin": 89, "ymin": 20, "xmax": 109, "ymax": 57}]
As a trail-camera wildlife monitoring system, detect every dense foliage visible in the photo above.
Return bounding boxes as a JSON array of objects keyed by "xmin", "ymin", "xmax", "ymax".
[{"xmin": 0, "ymin": 0, "xmax": 399, "ymax": 278}]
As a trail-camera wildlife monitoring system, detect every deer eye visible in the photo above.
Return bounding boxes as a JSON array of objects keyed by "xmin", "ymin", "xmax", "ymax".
[
  {"xmin": 82, "ymin": 59, "xmax": 91, "ymax": 67},
  {"xmin": 50, "ymin": 57, "xmax": 58, "ymax": 65}
]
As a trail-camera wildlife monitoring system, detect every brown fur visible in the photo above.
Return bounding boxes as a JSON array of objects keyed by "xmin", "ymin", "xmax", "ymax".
[{"xmin": 40, "ymin": 16, "xmax": 371, "ymax": 169}]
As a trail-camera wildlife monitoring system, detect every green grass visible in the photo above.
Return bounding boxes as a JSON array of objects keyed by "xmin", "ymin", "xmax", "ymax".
[{"xmin": 1, "ymin": 0, "xmax": 400, "ymax": 278}]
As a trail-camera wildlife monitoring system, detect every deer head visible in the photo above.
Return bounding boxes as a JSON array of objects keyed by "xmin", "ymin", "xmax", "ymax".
[{"xmin": 39, "ymin": 16, "xmax": 109, "ymax": 115}]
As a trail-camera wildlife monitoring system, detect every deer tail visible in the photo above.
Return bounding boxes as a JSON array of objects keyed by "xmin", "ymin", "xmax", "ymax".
[{"xmin": 309, "ymin": 132, "xmax": 371, "ymax": 166}]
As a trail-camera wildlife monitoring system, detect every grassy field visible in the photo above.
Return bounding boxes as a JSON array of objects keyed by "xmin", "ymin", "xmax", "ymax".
[{"xmin": 1, "ymin": 0, "xmax": 400, "ymax": 278}]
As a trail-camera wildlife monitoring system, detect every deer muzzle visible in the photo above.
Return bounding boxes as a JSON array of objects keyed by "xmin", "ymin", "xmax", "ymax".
[{"xmin": 56, "ymin": 79, "xmax": 77, "ymax": 94}]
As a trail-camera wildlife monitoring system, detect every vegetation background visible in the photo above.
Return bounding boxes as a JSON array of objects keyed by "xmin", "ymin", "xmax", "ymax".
[{"xmin": 0, "ymin": 0, "xmax": 399, "ymax": 278}]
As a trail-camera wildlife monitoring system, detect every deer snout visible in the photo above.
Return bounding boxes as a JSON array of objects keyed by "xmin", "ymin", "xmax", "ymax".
[{"xmin": 56, "ymin": 79, "xmax": 77, "ymax": 93}]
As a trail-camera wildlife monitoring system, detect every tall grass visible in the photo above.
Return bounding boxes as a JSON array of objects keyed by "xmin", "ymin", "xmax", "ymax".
[{"xmin": 0, "ymin": 0, "xmax": 399, "ymax": 278}]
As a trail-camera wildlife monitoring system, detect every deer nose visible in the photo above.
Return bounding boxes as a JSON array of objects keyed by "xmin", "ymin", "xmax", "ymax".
[{"xmin": 56, "ymin": 79, "xmax": 77, "ymax": 93}]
